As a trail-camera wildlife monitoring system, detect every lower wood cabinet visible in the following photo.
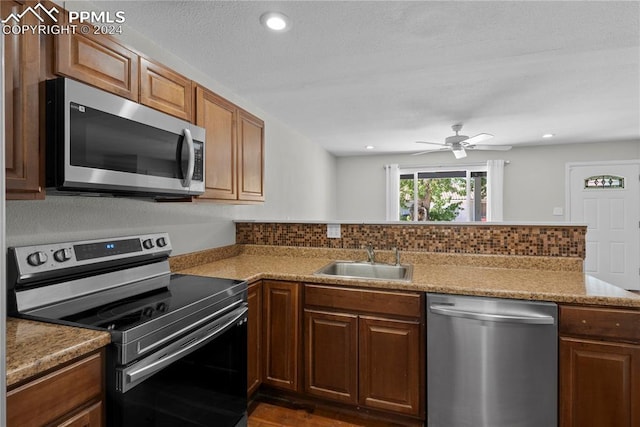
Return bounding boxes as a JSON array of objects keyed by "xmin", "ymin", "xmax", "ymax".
[
  {"xmin": 304, "ymin": 310, "xmax": 358, "ymax": 404},
  {"xmin": 304, "ymin": 284, "xmax": 424, "ymax": 417},
  {"xmin": 559, "ymin": 305, "xmax": 640, "ymax": 427},
  {"xmin": 262, "ymin": 280, "xmax": 301, "ymax": 392},
  {"xmin": 359, "ymin": 316, "xmax": 421, "ymax": 415},
  {"xmin": 247, "ymin": 281, "xmax": 263, "ymax": 396},
  {"xmin": 7, "ymin": 349, "xmax": 105, "ymax": 427}
]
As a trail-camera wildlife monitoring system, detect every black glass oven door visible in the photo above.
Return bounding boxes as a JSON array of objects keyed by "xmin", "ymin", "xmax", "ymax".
[{"xmin": 109, "ymin": 307, "xmax": 248, "ymax": 427}]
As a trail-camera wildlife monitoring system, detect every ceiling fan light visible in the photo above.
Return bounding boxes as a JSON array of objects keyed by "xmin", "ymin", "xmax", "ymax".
[{"xmin": 453, "ymin": 148, "xmax": 467, "ymax": 159}]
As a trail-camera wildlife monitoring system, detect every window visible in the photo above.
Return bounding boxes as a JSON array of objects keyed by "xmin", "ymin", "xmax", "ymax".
[
  {"xmin": 398, "ymin": 167, "xmax": 487, "ymax": 222},
  {"xmin": 385, "ymin": 161, "xmax": 504, "ymax": 222},
  {"xmin": 399, "ymin": 170, "xmax": 486, "ymax": 222}
]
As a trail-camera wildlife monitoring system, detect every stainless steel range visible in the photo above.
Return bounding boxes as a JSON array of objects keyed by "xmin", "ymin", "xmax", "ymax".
[{"xmin": 7, "ymin": 233, "xmax": 248, "ymax": 427}]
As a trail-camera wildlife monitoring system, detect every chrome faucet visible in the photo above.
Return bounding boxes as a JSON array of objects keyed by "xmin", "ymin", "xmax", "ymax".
[
  {"xmin": 365, "ymin": 243, "xmax": 375, "ymax": 263},
  {"xmin": 393, "ymin": 247, "xmax": 401, "ymax": 266}
]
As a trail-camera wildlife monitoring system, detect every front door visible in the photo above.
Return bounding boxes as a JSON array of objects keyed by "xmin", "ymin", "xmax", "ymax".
[{"xmin": 567, "ymin": 161, "xmax": 640, "ymax": 290}]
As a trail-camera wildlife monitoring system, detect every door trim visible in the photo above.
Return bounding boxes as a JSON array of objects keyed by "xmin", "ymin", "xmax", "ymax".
[{"xmin": 565, "ymin": 160, "xmax": 640, "ymax": 290}]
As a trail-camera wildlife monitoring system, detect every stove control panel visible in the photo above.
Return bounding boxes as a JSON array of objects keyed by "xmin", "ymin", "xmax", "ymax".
[{"xmin": 11, "ymin": 232, "xmax": 172, "ymax": 280}]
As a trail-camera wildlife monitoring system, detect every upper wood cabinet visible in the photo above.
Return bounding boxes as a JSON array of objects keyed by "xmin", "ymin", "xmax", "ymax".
[
  {"xmin": 237, "ymin": 109, "xmax": 265, "ymax": 202},
  {"xmin": 55, "ymin": 25, "xmax": 139, "ymax": 101},
  {"xmin": 4, "ymin": 0, "xmax": 45, "ymax": 200},
  {"xmin": 195, "ymin": 85, "xmax": 265, "ymax": 203},
  {"xmin": 195, "ymin": 86, "xmax": 238, "ymax": 200},
  {"xmin": 55, "ymin": 27, "xmax": 193, "ymax": 121},
  {"xmin": 139, "ymin": 57, "xmax": 192, "ymax": 121},
  {"xmin": 559, "ymin": 305, "xmax": 640, "ymax": 427}
]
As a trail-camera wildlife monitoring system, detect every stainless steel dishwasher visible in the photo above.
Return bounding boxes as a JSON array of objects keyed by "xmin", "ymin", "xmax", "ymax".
[{"xmin": 427, "ymin": 293, "xmax": 557, "ymax": 427}]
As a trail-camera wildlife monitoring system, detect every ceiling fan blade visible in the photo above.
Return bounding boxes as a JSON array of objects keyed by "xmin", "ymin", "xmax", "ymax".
[
  {"xmin": 463, "ymin": 133, "xmax": 493, "ymax": 145},
  {"xmin": 411, "ymin": 148, "xmax": 450, "ymax": 156},
  {"xmin": 467, "ymin": 144, "xmax": 512, "ymax": 151},
  {"xmin": 416, "ymin": 141, "xmax": 446, "ymax": 148}
]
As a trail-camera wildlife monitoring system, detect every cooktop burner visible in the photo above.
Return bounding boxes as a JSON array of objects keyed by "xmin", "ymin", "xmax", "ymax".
[
  {"xmin": 67, "ymin": 288, "xmax": 172, "ymax": 330},
  {"xmin": 61, "ymin": 274, "xmax": 241, "ymax": 332}
]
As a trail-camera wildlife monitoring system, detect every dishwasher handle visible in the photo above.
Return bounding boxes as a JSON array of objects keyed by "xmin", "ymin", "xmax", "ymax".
[{"xmin": 429, "ymin": 304, "xmax": 555, "ymax": 325}]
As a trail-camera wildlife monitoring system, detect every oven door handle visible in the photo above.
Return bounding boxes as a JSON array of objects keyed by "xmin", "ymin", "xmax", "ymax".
[
  {"xmin": 136, "ymin": 299, "xmax": 244, "ymax": 356},
  {"xmin": 124, "ymin": 306, "xmax": 247, "ymax": 388}
]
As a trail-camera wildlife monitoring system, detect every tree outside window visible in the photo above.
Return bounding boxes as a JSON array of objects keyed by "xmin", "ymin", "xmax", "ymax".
[{"xmin": 399, "ymin": 170, "xmax": 486, "ymax": 222}]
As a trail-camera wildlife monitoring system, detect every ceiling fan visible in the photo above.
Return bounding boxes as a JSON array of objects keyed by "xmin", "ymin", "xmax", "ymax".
[{"xmin": 412, "ymin": 124, "xmax": 512, "ymax": 159}]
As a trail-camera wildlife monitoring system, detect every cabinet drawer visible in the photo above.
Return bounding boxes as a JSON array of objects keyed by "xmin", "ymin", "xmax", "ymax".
[
  {"xmin": 305, "ymin": 284, "xmax": 422, "ymax": 318},
  {"xmin": 560, "ymin": 305, "xmax": 640, "ymax": 343},
  {"xmin": 7, "ymin": 351, "xmax": 104, "ymax": 426},
  {"xmin": 57, "ymin": 401, "xmax": 103, "ymax": 427}
]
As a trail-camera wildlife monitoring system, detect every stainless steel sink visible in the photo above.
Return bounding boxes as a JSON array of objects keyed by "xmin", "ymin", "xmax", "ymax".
[{"xmin": 314, "ymin": 261, "xmax": 413, "ymax": 282}]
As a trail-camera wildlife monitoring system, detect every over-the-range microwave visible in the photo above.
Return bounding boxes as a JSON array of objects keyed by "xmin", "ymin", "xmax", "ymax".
[{"xmin": 46, "ymin": 78, "xmax": 205, "ymax": 198}]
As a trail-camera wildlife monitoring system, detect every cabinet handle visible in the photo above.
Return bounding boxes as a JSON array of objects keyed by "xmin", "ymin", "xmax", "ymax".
[{"xmin": 429, "ymin": 305, "xmax": 555, "ymax": 324}]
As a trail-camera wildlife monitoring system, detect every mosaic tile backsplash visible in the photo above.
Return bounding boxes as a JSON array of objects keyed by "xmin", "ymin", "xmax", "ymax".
[{"xmin": 236, "ymin": 222, "xmax": 586, "ymax": 259}]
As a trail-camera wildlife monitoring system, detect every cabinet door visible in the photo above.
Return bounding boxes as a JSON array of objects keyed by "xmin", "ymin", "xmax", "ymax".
[
  {"xmin": 263, "ymin": 280, "xmax": 300, "ymax": 391},
  {"xmin": 304, "ymin": 309, "xmax": 358, "ymax": 404},
  {"xmin": 237, "ymin": 109, "xmax": 264, "ymax": 202},
  {"xmin": 359, "ymin": 316, "xmax": 421, "ymax": 416},
  {"xmin": 55, "ymin": 27, "xmax": 138, "ymax": 100},
  {"xmin": 7, "ymin": 351, "xmax": 104, "ymax": 426},
  {"xmin": 4, "ymin": 0, "xmax": 44, "ymax": 199},
  {"xmin": 560, "ymin": 337, "xmax": 640, "ymax": 427},
  {"xmin": 140, "ymin": 57, "xmax": 192, "ymax": 121},
  {"xmin": 247, "ymin": 281, "xmax": 262, "ymax": 396},
  {"xmin": 195, "ymin": 86, "xmax": 238, "ymax": 200}
]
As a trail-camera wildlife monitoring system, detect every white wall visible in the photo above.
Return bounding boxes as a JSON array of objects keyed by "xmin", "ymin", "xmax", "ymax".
[
  {"xmin": 6, "ymin": 17, "xmax": 337, "ymax": 255},
  {"xmin": 336, "ymin": 140, "xmax": 640, "ymax": 222}
]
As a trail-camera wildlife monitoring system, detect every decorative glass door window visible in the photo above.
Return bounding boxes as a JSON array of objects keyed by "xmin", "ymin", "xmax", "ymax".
[{"xmin": 584, "ymin": 175, "xmax": 625, "ymax": 189}]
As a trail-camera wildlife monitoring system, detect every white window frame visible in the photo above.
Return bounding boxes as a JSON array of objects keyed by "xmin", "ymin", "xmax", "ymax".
[{"xmin": 397, "ymin": 163, "xmax": 489, "ymax": 222}]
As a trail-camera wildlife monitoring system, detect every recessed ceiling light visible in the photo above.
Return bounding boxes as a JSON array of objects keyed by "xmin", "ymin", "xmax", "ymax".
[
  {"xmin": 542, "ymin": 133, "xmax": 555, "ymax": 138},
  {"xmin": 260, "ymin": 12, "xmax": 290, "ymax": 32},
  {"xmin": 365, "ymin": 145, "xmax": 375, "ymax": 150}
]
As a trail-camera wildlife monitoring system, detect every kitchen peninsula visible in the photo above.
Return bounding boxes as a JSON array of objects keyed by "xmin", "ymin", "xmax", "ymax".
[{"xmin": 7, "ymin": 221, "xmax": 640, "ymax": 427}]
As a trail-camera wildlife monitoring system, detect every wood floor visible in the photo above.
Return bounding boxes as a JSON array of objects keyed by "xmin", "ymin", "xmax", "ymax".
[{"xmin": 248, "ymin": 401, "xmax": 420, "ymax": 427}]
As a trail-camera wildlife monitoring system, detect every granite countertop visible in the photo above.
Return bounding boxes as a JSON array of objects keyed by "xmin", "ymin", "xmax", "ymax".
[
  {"xmin": 8, "ymin": 244, "xmax": 639, "ymax": 389},
  {"xmin": 178, "ymin": 247, "xmax": 640, "ymax": 309},
  {"xmin": 6, "ymin": 318, "xmax": 111, "ymax": 388}
]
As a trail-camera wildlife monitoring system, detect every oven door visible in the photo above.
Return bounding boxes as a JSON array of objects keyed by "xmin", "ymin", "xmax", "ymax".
[{"xmin": 109, "ymin": 305, "xmax": 248, "ymax": 427}]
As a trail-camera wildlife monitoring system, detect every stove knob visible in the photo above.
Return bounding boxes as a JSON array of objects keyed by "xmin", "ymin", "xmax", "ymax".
[
  {"xmin": 142, "ymin": 238, "xmax": 155, "ymax": 250},
  {"xmin": 156, "ymin": 302, "xmax": 167, "ymax": 312},
  {"xmin": 53, "ymin": 248, "xmax": 72, "ymax": 263},
  {"xmin": 143, "ymin": 307, "xmax": 154, "ymax": 318},
  {"xmin": 27, "ymin": 251, "xmax": 48, "ymax": 266},
  {"xmin": 156, "ymin": 237, "xmax": 167, "ymax": 247}
]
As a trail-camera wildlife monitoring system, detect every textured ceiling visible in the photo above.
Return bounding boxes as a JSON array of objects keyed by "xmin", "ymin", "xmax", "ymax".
[{"xmin": 95, "ymin": 1, "xmax": 639, "ymax": 156}]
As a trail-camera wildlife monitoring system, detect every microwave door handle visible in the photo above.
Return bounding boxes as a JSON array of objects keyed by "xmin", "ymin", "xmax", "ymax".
[{"xmin": 181, "ymin": 128, "xmax": 195, "ymax": 188}]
